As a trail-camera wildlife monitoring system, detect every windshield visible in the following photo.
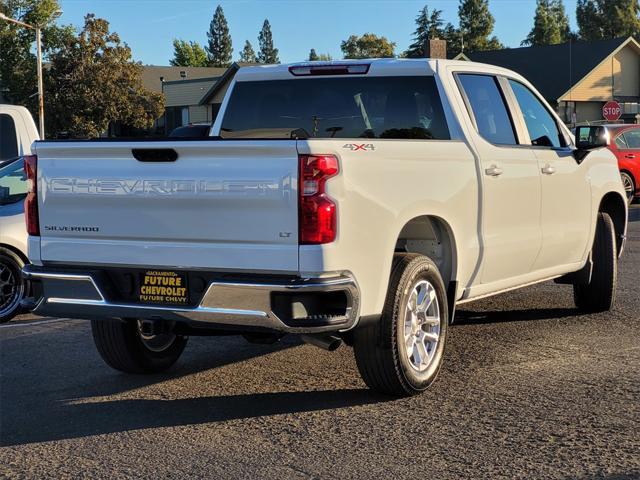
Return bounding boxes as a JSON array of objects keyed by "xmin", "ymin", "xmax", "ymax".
[{"xmin": 220, "ymin": 76, "xmax": 450, "ymax": 140}]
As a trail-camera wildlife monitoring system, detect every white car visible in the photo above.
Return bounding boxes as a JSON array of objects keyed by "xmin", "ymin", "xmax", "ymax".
[
  {"xmin": 0, "ymin": 105, "xmax": 38, "ymax": 322},
  {"xmin": 23, "ymin": 60, "xmax": 627, "ymax": 395}
]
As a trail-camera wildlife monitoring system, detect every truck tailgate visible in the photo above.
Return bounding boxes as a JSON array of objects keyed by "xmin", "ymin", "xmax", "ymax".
[{"xmin": 34, "ymin": 140, "xmax": 299, "ymax": 273}]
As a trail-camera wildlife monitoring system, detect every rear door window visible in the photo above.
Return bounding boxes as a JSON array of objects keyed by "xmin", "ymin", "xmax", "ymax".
[
  {"xmin": 220, "ymin": 76, "xmax": 450, "ymax": 140},
  {"xmin": 457, "ymin": 74, "xmax": 517, "ymax": 145},
  {"xmin": 0, "ymin": 114, "xmax": 19, "ymax": 162}
]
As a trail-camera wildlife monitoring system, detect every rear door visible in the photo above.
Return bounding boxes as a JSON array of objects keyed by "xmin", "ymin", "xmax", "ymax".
[
  {"xmin": 456, "ymin": 73, "xmax": 542, "ymax": 285},
  {"xmin": 35, "ymin": 140, "xmax": 300, "ymax": 273}
]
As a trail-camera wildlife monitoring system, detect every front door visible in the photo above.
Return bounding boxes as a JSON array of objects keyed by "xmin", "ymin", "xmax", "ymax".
[{"xmin": 506, "ymin": 79, "xmax": 591, "ymax": 270}]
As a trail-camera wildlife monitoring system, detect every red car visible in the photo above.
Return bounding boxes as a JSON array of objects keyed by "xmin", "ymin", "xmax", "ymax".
[{"xmin": 606, "ymin": 124, "xmax": 640, "ymax": 204}]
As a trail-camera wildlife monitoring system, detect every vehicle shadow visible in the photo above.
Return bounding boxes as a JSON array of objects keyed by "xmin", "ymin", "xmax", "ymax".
[
  {"xmin": 1, "ymin": 388, "xmax": 385, "ymax": 446},
  {"xmin": 0, "ymin": 331, "xmax": 389, "ymax": 446},
  {"xmin": 628, "ymin": 204, "xmax": 640, "ymax": 222}
]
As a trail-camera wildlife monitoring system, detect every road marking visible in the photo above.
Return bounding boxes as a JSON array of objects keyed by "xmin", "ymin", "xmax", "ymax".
[{"xmin": 0, "ymin": 318, "xmax": 74, "ymax": 329}]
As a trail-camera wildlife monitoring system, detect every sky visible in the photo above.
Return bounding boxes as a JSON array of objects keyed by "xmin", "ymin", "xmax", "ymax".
[{"xmin": 57, "ymin": 0, "xmax": 581, "ymax": 65}]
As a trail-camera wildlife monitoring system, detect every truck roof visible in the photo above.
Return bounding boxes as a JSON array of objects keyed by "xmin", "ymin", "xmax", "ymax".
[{"xmin": 233, "ymin": 58, "xmax": 525, "ymax": 82}]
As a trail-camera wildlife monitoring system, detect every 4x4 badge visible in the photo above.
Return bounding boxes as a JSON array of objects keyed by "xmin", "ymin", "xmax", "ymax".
[{"xmin": 343, "ymin": 143, "xmax": 375, "ymax": 151}]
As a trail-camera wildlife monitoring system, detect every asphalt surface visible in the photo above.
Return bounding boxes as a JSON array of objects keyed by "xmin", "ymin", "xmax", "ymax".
[{"xmin": 1, "ymin": 206, "xmax": 639, "ymax": 479}]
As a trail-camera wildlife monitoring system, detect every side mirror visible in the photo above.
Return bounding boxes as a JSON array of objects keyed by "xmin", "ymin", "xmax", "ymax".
[
  {"xmin": 575, "ymin": 125, "xmax": 609, "ymax": 150},
  {"xmin": 574, "ymin": 126, "xmax": 610, "ymax": 162}
]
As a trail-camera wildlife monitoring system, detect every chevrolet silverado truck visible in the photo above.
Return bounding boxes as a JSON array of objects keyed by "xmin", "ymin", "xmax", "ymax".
[{"xmin": 22, "ymin": 60, "xmax": 627, "ymax": 396}]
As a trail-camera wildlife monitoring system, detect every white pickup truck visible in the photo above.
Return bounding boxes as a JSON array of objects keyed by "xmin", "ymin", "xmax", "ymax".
[
  {"xmin": 23, "ymin": 60, "xmax": 627, "ymax": 396},
  {"xmin": 0, "ymin": 105, "xmax": 39, "ymax": 322}
]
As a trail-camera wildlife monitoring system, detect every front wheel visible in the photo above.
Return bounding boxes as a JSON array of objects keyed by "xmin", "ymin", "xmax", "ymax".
[
  {"xmin": 91, "ymin": 319, "xmax": 188, "ymax": 373},
  {"xmin": 573, "ymin": 212, "xmax": 617, "ymax": 313},
  {"xmin": 353, "ymin": 253, "xmax": 448, "ymax": 396},
  {"xmin": 0, "ymin": 248, "xmax": 26, "ymax": 323}
]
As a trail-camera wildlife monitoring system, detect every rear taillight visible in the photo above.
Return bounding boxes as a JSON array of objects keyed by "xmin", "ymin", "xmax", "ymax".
[
  {"xmin": 299, "ymin": 154, "xmax": 339, "ymax": 244},
  {"xmin": 24, "ymin": 154, "xmax": 39, "ymax": 236}
]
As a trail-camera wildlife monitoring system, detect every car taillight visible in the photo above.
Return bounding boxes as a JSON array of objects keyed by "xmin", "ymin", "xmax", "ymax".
[
  {"xmin": 24, "ymin": 154, "xmax": 39, "ymax": 236},
  {"xmin": 299, "ymin": 154, "xmax": 339, "ymax": 244}
]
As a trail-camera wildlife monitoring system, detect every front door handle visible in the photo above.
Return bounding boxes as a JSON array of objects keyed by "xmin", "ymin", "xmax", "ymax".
[
  {"xmin": 541, "ymin": 164, "xmax": 556, "ymax": 175},
  {"xmin": 485, "ymin": 165, "xmax": 503, "ymax": 177},
  {"xmin": 625, "ymin": 154, "xmax": 636, "ymax": 159}
]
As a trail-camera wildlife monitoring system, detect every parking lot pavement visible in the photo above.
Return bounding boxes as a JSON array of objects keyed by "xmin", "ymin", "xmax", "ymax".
[{"xmin": 1, "ymin": 206, "xmax": 639, "ymax": 480}]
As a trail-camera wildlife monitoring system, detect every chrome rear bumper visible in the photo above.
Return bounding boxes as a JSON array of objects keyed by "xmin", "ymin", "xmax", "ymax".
[{"xmin": 22, "ymin": 265, "xmax": 360, "ymax": 334}]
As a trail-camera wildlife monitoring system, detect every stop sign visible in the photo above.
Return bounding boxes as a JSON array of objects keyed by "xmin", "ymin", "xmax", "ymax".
[{"xmin": 603, "ymin": 101, "xmax": 622, "ymax": 121}]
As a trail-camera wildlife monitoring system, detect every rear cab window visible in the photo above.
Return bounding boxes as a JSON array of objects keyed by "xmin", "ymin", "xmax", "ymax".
[
  {"xmin": 0, "ymin": 158, "xmax": 27, "ymax": 205},
  {"xmin": 220, "ymin": 76, "xmax": 450, "ymax": 140}
]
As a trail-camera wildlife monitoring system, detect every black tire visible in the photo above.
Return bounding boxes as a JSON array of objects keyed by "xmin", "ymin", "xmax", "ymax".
[
  {"xmin": 620, "ymin": 171, "xmax": 635, "ymax": 206},
  {"xmin": 573, "ymin": 212, "xmax": 617, "ymax": 313},
  {"xmin": 0, "ymin": 248, "xmax": 26, "ymax": 323},
  {"xmin": 91, "ymin": 319, "xmax": 188, "ymax": 373},
  {"xmin": 353, "ymin": 253, "xmax": 449, "ymax": 396}
]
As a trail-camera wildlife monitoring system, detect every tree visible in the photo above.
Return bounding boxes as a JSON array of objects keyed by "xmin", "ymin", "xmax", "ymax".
[
  {"xmin": 45, "ymin": 14, "xmax": 164, "ymax": 138},
  {"xmin": 404, "ymin": 5, "xmax": 447, "ymax": 57},
  {"xmin": 458, "ymin": 0, "xmax": 503, "ymax": 52},
  {"xmin": 0, "ymin": 0, "xmax": 74, "ymax": 118},
  {"xmin": 308, "ymin": 49, "xmax": 332, "ymax": 61},
  {"xmin": 341, "ymin": 33, "xmax": 396, "ymax": 59},
  {"xmin": 170, "ymin": 39, "xmax": 208, "ymax": 66},
  {"xmin": 443, "ymin": 24, "xmax": 464, "ymax": 56},
  {"xmin": 239, "ymin": 40, "xmax": 256, "ymax": 63},
  {"xmin": 257, "ymin": 19, "xmax": 279, "ymax": 63},
  {"xmin": 206, "ymin": 5, "xmax": 232, "ymax": 67},
  {"xmin": 522, "ymin": 0, "xmax": 571, "ymax": 46},
  {"xmin": 576, "ymin": 0, "xmax": 640, "ymax": 40}
]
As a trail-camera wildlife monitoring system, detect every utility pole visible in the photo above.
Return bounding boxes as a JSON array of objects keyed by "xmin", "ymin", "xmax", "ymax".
[{"xmin": 0, "ymin": 10, "xmax": 62, "ymax": 139}]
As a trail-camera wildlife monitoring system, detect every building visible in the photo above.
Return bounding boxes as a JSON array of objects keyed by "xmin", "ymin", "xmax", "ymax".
[
  {"xmin": 159, "ymin": 63, "xmax": 255, "ymax": 133},
  {"xmin": 140, "ymin": 66, "xmax": 227, "ymax": 134},
  {"xmin": 458, "ymin": 36, "xmax": 640, "ymax": 124}
]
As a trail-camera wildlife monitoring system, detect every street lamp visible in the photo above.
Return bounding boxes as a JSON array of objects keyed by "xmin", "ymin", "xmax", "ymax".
[{"xmin": 0, "ymin": 9, "xmax": 62, "ymax": 139}]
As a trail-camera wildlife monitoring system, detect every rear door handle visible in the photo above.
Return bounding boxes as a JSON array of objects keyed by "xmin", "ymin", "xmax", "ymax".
[
  {"xmin": 625, "ymin": 154, "xmax": 636, "ymax": 159},
  {"xmin": 541, "ymin": 164, "xmax": 556, "ymax": 175},
  {"xmin": 485, "ymin": 165, "xmax": 503, "ymax": 177}
]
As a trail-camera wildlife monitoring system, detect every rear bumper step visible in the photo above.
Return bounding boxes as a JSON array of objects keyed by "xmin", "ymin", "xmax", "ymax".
[{"xmin": 22, "ymin": 265, "xmax": 360, "ymax": 334}]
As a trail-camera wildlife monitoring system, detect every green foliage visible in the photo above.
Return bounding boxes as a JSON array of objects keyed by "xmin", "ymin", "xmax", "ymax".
[
  {"xmin": 341, "ymin": 33, "xmax": 396, "ymax": 59},
  {"xmin": 239, "ymin": 40, "xmax": 256, "ymax": 63},
  {"xmin": 0, "ymin": 0, "xmax": 73, "ymax": 117},
  {"xmin": 308, "ymin": 48, "xmax": 332, "ymax": 61},
  {"xmin": 405, "ymin": 5, "xmax": 450, "ymax": 57},
  {"xmin": 257, "ymin": 19, "xmax": 279, "ymax": 64},
  {"xmin": 206, "ymin": 5, "xmax": 232, "ymax": 67},
  {"xmin": 522, "ymin": 0, "xmax": 571, "ymax": 46},
  {"xmin": 576, "ymin": 0, "xmax": 640, "ymax": 40},
  {"xmin": 45, "ymin": 14, "xmax": 164, "ymax": 138},
  {"xmin": 458, "ymin": 0, "xmax": 504, "ymax": 52},
  {"xmin": 170, "ymin": 39, "xmax": 208, "ymax": 66}
]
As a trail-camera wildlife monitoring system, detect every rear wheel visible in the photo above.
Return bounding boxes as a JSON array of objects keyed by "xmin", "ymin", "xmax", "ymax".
[
  {"xmin": 353, "ymin": 253, "xmax": 448, "ymax": 396},
  {"xmin": 620, "ymin": 172, "xmax": 635, "ymax": 205},
  {"xmin": 0, "ymin": 248, "xmax": 26, "ymax": 323},
  {"xmin": 573, "ymin": 212, "xmax": 617, "ymax": 313},
  {"xmin": 91, "ymin": 319, "xmax": 188, "ymax": 373}
]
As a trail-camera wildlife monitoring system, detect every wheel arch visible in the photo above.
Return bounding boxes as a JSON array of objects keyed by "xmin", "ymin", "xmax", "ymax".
[
  {"xmin": 598, "ymin": 192, "xmax": 627, "ymax": 257},
  {"xmin": 0, "ymin": 243, "xmax": 28, "ymax": 265},
  {"xmin": 394, "ymin": 215, "xmax": 459, "ymax": 320}
]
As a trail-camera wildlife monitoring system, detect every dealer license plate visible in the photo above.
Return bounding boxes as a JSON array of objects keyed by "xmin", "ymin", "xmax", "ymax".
[{"xmin": 139, "ymin": 270, "xmax": 189, "ymax": 305}]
